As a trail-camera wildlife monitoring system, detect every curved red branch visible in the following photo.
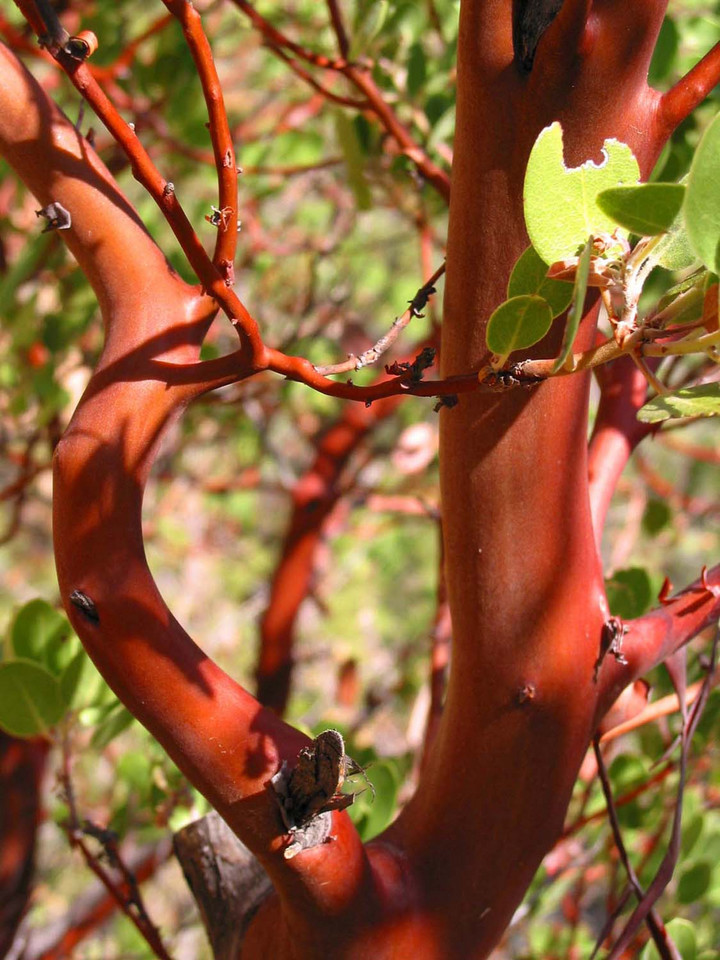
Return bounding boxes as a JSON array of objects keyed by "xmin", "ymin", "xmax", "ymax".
[
  {"xmin": 0, "ymin": 39, "xmax": 380, "ymax": 929},
  {"xmin": 660, "ymin": 41, "xmax": 720, "ymax": 135},
  {"xmin": 598, "ymin": 565, "xmax": 720, "ymax": 718},
  {"xmin": 16, "ymin": 1, "xmax": 263, "ymax": 357}
]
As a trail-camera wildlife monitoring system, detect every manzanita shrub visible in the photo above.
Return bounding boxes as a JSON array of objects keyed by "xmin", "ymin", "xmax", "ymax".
[{"xmin": 2, "ymin": 1, "xmax": 720, "ymax": 958}]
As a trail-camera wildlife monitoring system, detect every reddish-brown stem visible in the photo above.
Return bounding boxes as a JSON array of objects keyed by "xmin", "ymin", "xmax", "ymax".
[
  {"xmin": 231, "ymin": 0, "xmax": 347, "ymax": 70},
  {"xmin": 22, "ymin": 842, "xmax": 170, "ymax": 960},
  {"xmin": 600, "ymin": 665, "xmax": 720, "ymax": 744},
  {"xmin": 562, "ymin": 764, "xmax": 675, "ymax": 840},
  {"xmin": 59, "ymin": 736, "xmax": 173, "ymax": 960},
  {"xmin": 326, "ymin": 0, "xmax": 350, "ymax": 59},
  {"xmin": 230, "ymin": 0, "xmax": 451, "ymax": 203},
  {"xmin": 0, "ymin": 40, "xmax": 378, "ymax": 933},
  {"xmin": 592, "ymin": 738, "xmax": 674, "ymax": 959},
  {"xmin": 266, "ymin": 41, "xmax": 368, "ymax": 109},
  {"xmin": 599, "ymin": 564, "xmax": 720, "ymax": 717},
  {"xmin": 63, "ymin": 58, "xmax": 262, "ymax": 356},
  {"xmin": 5, "ymin": 2, "xmax": 720, "ymax": 957},
  {"xmin": 587, "ymin": 354, "xmax": 657, "ymax": 544},
  {"xmin": 315, "ymin": 263, "xmax": 445, "ymax": 376},
  {"xmin": 265, "ymin": 345, "xmax": 478, "ymax": 401},
  {"xmin": 17, "ymin": 1, "xmax": 262, "ymax": 357},
  {"xmin": 340, "ymin": 64, "xmax": 451, "ymax": 203},
  {"xmin": 660, "ymin": 41, "xmax": 720, "ymax": 134},
  {"xmin": 160, "ymin": 0, "xmax": 239, "ymax": 270}
]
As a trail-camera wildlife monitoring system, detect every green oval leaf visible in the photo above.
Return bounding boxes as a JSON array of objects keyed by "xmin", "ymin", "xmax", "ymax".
[
  {"xmin": 406, "ymin": 42, "xmax": 427, "ymax": 98},
  {"xmin": 11, "ymin": 599, "xmax": 67, "ymax": 667},
  {"xmin": 45, "ymin": 630, "xmax": 81, "ymax": 677},
  {"xmin": 637, "ymin": 383, "xmax": 720, "ymax": 423},
  {"xmin": 642, "ymin": 498, "xmax": 672, "ymax": 536},
  {"xmin": 524, "ymin": 122, "xmax": 640, "ymax": 264},
  {"xmin": 0, "ymin": 659, "xmax": 65, "ymax": 737},
  {"xmin": 349, "ymin": 0, "xmax": 389, "ymax": 59},
  {"xmin": 597, "ymin": 183, "xmax": 685, "ymax": 236},
  {"xmin": 677, "ymin": 861, "xmax": 712, "ymax": 905},
  {"xmin": 685, "ymin": 111, "xmax": 720, "ymax": 273},
  {"xmin": 666, "ymin": 918, "xmax": 697, "ymax": 960},
  {"xmin": 486, "ymin": 295, "xmax": 553, "ymax": 356},
  {"xmin": 507, "ymin": 246, "xmax": 573, "ymax": 318},
  {"xmin": 655, "ymin": 225, "xmax": 698, "ymax": 271}
]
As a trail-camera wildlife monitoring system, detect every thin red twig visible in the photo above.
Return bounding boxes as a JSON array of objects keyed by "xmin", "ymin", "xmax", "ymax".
[
  {"xmin": 58, "ymin": 734, "xmax": 173, "ymax": 960},
  {"xmin": 591, "ymin": 738, "xmax": 677, "ymax": 960},
  {"xmin": 267, "ymin": 42, "xmax": 368, "ymax": 109},
  {"xmin": 160, "ymin": 0, "xmax": 239, "ymax": 272},
  {"xmin": 230, "ymin": 0, "xmax": 451, "ymax": 203},
  {"xmin": 231, "ymin": 0, "xmax": 347, "ymax": 70},
  {"xmin": 326, "ymin": 0, "xmax": 349, "ymax": 58},
  {"xmin": 20, "ymin": 0, "xmax": 263, "ymax": 358},
  {"xmin": 315, "ymin": 263, "xmax": 445, "ymax": 375}
]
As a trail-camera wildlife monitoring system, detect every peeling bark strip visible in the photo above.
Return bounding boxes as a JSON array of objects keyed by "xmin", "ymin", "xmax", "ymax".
[
  {"xmin": 594, "ymin": 617, "xmax": 629, "ymax": 681},
  {"xmin": 174, "ymin": 814, "xmax": 271, "ymax": 960},
  {"xmin": 271, "ymin": 730, "xmax": 369, "ymax": 858},
  {"xmin": 69, "ymin": 590, "xmax": 99, "ymax": 624},
  {"xmin": 512, "ymin": 0, "xmax": 564, "ymax": 71},
  {"xmin": 35, "ymin": 202, "xmax": 71, "ymax": 233}
]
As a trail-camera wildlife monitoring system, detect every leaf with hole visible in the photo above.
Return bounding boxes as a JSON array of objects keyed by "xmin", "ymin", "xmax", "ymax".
[{"xmin": 524, "ymin": 122, "xmax": 639, "ymax": 264}]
